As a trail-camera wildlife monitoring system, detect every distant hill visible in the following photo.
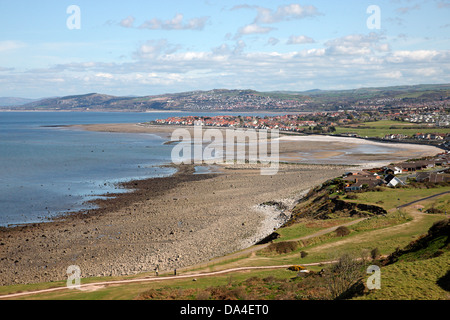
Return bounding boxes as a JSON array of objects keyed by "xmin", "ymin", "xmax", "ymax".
[
  {"xmin": 9, "ymin": 83, "xmax": 450, "ymax": 112},
  {"xmin": 0, "ymin": 97, "xmax": 42, "ymax": 107}
]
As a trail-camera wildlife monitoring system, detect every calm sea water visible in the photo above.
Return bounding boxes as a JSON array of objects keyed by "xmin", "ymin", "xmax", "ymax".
[
  {"xmin": 0, "ymin": 111, "xmax": 253, "ymax": 227},
  {"xmin": 0, "ymin": 111, "xmax": 407, "ymax": 227}
]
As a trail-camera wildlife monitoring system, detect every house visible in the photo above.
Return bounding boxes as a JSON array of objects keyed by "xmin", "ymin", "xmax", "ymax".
[
  {"xmin": 384, "ymin": 166, "xmax": 402, "ymax": 175},
  {"xmin": 416, "ymin": 172, "xmax": 450, "ymax": 183},
  {"xmin": 395, "ymin": 162, "xmax": 426, "ymax": 172},
  {"xmin": 345, "ymin": 184, "xmax": 362, "ymax": 192},
  {"xmin": 384, "ymin": 174, "xmax": 406, "ymax": 187},
  {"xmin": 344, "ymin": 179, "xmax": 382, "ymax": 191},
  {"xmin": 342, "ymin": 172, "xmax": 381, "ymax": 183}
]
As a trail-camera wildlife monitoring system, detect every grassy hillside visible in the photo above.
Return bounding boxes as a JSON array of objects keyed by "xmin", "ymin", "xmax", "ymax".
[{"xmin": 354, "ymin": 218, "xmax": 450, "ymax": 300}]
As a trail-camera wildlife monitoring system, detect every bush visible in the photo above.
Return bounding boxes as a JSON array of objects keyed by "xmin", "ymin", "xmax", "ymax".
[
  {"xmin": 425, "ymin": 207, "xmax": 444, "ymax": 214},
  {"xmin": 437, "ymin": 270, "xmax": 450, "ymax": 292},
  {"xmin": 335, "ymin": 226, "xmax": 350, "ymax": 237},
  {"xmin": 326, "ymin": 254, "xmax": 365, "ymax": 299},
  {"xmin": 267, "ymin": 241, "xmax": 298, "ymax": 254},
  {"xmin": 370, "ymin": 247, "xmax": 381, "ymax": 260},
  {"xmin": 288, "ymin": 265, "xmax": 306, "ymax": 272},
  {"xmin": 300, "ymin": 251, "xmax": 309, "ymax": 258}
]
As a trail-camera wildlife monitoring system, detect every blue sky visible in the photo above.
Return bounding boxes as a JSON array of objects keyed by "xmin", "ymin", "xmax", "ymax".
[{"xmin": 0, "ymin": 0, "xmax": 449, "ymax": 98}]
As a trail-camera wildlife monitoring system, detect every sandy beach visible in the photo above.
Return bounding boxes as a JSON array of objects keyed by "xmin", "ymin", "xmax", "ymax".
[
  {"xmin": 75, "ymin": 123, "xmax": 442, "ymax": 167},
  {"xmin": 0, "ymin": 123, "xmax": 443, "ymax": 286}
]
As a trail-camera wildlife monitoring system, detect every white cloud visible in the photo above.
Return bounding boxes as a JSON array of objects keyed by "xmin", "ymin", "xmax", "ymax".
[
  {"xmin": 95, "ymin": 73, "xmax": 114, "ymax": 79},
  {"xmin": 3, "ymin": 28, "xmax": 449, "ymax": 97},
  {"xmin": 253, "ymin": 4, "xmax": 321, "ymax": 24},
  {"xmin": 386, "ymin": 50, "xmax": 441, "ymax": 63},
  {"xmin": 237, "ymin": 24, "xmax": 275, "ymax": 36},
  {"xmin": 378, "ymin": 71, "xmax": 403, "ymax": 79},
  {"xmin": 233, "ymin": 4, "xmax": 321, "ymax": 39},
  {"xmin": 287, "ymin": 35, "xmax": 315, "ymax": 45},
  {"xmin": 120, "ymin": 16, "xmax": 135, "ymax": 28},
  {"xmin": 138, "ymin": 13, "xmax": 209, "ymax": 30},
  {"xmin": 134, "ymin": 39, "xmax": 181, "ymax": 60},
  {"xmin": 409, "ymin": 68, "xmax": 441, "ymax": 76},
  {"xmin": 324, "ymin": 33, "xmax": 389, "ymax": 56},
  {"xmin": 0, "ymin": 41, "xmax": 26, "ymax": 52}
]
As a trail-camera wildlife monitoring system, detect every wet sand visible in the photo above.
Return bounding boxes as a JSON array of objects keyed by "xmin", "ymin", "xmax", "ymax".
[
  {"xmin": 75, "ymin": 123, "xmax": 443, "ymax": 167},
  {"xmin": 0, "ymin": 123, "xmax": 442, "ymax": 286}
]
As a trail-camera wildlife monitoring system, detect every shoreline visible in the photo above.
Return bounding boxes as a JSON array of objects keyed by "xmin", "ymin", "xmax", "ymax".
[
  {"xmin": 0, "ymin": 161, "xmax": 352, "ymax": 286},
  {"xmin": 0, "ymin": 123, "xmax": 444, "ymax": 286}
]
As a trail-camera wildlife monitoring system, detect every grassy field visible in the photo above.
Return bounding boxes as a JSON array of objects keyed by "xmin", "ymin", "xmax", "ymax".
[
  {"xmin": 334, "ymin": 120, "xmax": 449, "ymax": 138},
  {"xmin": 273, "ymin": 217, "xmax": 355, "ymax": 242},
  {"xmin": 357, "ymin": 252, "xmax": 450, "ymax": 300},
  {"xmin": 343, "ymin": 185, "xmax": 450, "ymax": 210}
]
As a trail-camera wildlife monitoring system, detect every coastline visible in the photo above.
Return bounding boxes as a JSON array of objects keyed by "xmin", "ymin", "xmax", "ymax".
[
  {"xmin": 0, "ymin": 161, "xmax": 352, "ymax": 286},
  {"xmin": 73, "ymin": 122, "xmax": 443, "ymax": 167},
  {"xmin": 0, "ymin": 123, "xmax": 444, "ymax": 286}
]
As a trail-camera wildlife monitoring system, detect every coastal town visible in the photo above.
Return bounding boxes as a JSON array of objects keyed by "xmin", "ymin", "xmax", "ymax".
[{"xmin": 153, "ymin": 105, "xmax": 450, "ymax": 149}]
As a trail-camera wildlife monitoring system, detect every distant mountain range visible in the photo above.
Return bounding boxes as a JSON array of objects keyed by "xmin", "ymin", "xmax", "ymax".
[
  {"xmin": 0, "ymin": 97, "xmax": 42, "ymax": 107},
  {"xmin": 1, "ymin": 83, "xmax": 449, "ymax": 112}
]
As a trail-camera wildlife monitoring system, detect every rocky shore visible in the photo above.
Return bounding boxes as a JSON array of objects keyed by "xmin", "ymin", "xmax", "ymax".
[{"xmin": 0, "ymin": 162, "xmax": 352, "ymax": 286}]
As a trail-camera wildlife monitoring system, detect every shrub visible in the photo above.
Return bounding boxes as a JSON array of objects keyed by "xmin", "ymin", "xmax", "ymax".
[
  {"xmin": 437, "ymin": 270, "xmax": 450, "ymax": 292},
  {"xmin": 267, "ymin": 241, "xmax": 298, "ymax": 254},
  {"xmin": 325, "ymin": 254, "xmax": 365, "ymax": 299},
  {"xmin": 288, "ymin": 265, "xmax": 306, "ymax": 272},
  {"xmin": 300, "ymin": 251, "xmax": 309, "ymax": 258},
  {"xmin": 425, "ymin": 207, "xmax": 444, "ymax": 214},
  {"xmin": 196, "ymin": 291, "xmax": 211, "ymax": 300},
  {"xmin": 335, "ymin": 226, "xmax": 350, "ymax": 237},
  {"xmin": 370, "ymin": 247, "xmax": 381, "ymax": 260}
]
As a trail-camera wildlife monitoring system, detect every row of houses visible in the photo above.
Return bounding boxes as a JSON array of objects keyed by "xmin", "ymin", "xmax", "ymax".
[
  {"xmin": 383, "ymin": 133, "xmax": 449, "ymax": 141},
  {"xmin": 390, "ymin": 154, "xmax": 450, "ymax": 172},
  {"xmin": 343, "ymin": 170, "xmax": 405, "ymax": 191},
  {"xmin": 343, "ymin": 153, "xmax": 450, "ymax": 191}
]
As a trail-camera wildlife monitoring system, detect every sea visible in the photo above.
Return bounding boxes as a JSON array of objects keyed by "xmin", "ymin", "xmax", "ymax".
[
  {"xmin": 0, "ymin": 111, "xmax": 255, "ymax": 227},
  {"xmin": 0, "ymin": 111, "xmax": 415, "ymax": 227}
]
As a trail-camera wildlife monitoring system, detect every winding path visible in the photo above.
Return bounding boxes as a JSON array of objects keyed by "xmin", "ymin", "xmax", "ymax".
[{"xmin": 0, "ymin": 261, "xmax": 341, "ymax": 299}]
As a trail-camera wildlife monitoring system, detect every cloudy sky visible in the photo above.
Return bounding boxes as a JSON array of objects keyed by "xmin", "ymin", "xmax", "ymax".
[{"xmin": 0, "ymin": 0, "xmax": 449, "ymax": 98}]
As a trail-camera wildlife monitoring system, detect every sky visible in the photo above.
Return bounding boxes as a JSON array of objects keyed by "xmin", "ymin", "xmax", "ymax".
[{"xmin": 0, "ymin": 0, "xmax": 449, "ymax": 98}]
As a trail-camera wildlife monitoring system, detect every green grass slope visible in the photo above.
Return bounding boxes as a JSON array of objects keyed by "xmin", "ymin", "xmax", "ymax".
[{"xmin": 354, "ymin": 218, "xmax": 450, "ymax": 300}]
